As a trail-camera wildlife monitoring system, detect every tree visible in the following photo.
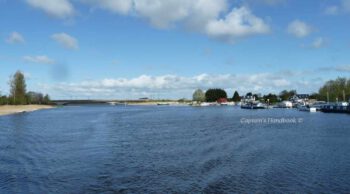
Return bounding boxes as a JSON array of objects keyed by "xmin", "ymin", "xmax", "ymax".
[
  {"xmin": 178, "ymin": 98, "xmax": 188, "ymax": 103},
  {"xmin": 253, "ymin": 93, "xmax": 261, "ymax": 100},
  {"xmin": 43, "ymin": 94, "xmax": 51, "ymax": 105},
  {"xmin": 205, "ymin": 88, "xmax": 227, "ymax": 102},
  {"xmin": 309, "ymin": 93, "xmax": 320, "ymax": 100},
  {"xmin": 9, "ymin": 71, "xmax": 27, "ymax": 105},
  {"xmin": 192, "ymin": 89, "xmax": 205, "ymax": 102},
  {"xmin": 0, "ymin": 91, "xmax": 8, "ymax": 105},
  {"xmin": 263, "ymin": 93, "xmax": 279, "ymax": 104},
  {"xmin": 279, "ymin": 90, "xmax": 296, "ymax": 101},
  {"xmin": 26, "ymin": 91, "xmax": 44, "ymax": 104},
  {"xmin": 232, "ymin": 91, "xmax": 241, "ymax": 102},
  {"xmin": 319, "ymin": 77, "xmax": 350, "ymax": 102}
]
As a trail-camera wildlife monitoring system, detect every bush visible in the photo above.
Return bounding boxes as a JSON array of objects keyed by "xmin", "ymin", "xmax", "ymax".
[
  {"xmin": 192, "ymin": 89, "xmax": 205, "ymax": 102},
  {"xmin": 205, "ymin": 88, "xmax": 227, "ymax": 102}
]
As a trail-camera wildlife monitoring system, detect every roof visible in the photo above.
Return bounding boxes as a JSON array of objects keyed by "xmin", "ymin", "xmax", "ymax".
[{"xmin": 295, "ymin": 94, "xmax": 309, "ymax": 98}]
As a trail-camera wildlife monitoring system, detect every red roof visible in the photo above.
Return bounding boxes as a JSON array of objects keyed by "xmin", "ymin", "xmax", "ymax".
[{"xmin": 217, "ymin": 98, "xmax": 228, "ymax": 103}]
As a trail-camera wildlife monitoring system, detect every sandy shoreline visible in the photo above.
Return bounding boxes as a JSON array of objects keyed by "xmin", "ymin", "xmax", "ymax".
[{"xmin": 0, "ymin": 105, "xmax": 54, "ymax": 116}]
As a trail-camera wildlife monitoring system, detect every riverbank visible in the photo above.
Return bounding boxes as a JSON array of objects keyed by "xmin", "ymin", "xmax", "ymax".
[
  {"xmin": 0, "ymin": 105, "xmax": 54, "ymax": 116},
  {"xmin": 127, "ymin": 101, "xmax": 189, "ymax": 106}
]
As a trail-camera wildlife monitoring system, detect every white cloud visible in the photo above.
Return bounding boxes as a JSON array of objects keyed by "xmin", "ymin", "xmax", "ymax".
[
  {"xmin": 23, "ymin": 0, "xmax": 270, "ymax": 43},
  {"xmin": 245, "ymin": 0, "xmax": 287, "ymax": 6},
  {"xmin": 27, "ymin": 0, "xmax": 269, "ymax": 43},
  {"xmin": 134, "ymin": 0, "xmax": 193, "ymax": 28},
  {"xmin": 343, "ymin": 0, "xmax": 350, "ymax": 12},
  {"xmin": 324, "ymin": 0, "xmax": 350, "ymax": 15},
  {"xmin": 6, "ymin": 32, "xmax": 25, "ymax": 44},
  {"xmin": 261, "ymin": 0, "xmax": 286, "ymax": 6},
  {"xmin": 26, "ymin": 0, "xmax": 75, "ymax": 19},
  {"xmin": 205, "ymin": 7, "xmax": 270, "ymax": 42},
  {"xmin": 325, "ymin": 5, "xmax": 339, "ymax": 15},
  {"xmin": 23, "ymin": 55, "xmax": 55, "ymax": 64},
  {"xmin": 334, "ymin": 65, "xmax": 350, "ymax": 72},
  {"xmin": 81, "ymin": 0, "xmax": 133, "ymax": 14},
  {"xmin": 133, "ymin": 0, "xmax": 228, "ymax": 29},
  {"xmin": 133, "ymin": 2, "xmax": 270, "ymax": 42},
  {"xmin": 318, "ymin": 65, "xmax": 350, "ymax": 72},
  {"xmin": 51, "ymin": 33, "xmax": 79, "ymax": 50},
  {"xmin": 39, "ymin": 72, "xmax": 324, "ymax": 99},
  {"xmin": 311, "ymin": 37, "xmax": 326, "ymax": 49},
  {"xmin": 287, "ymin": 20, "xmax": 312, "ymax": 38}
]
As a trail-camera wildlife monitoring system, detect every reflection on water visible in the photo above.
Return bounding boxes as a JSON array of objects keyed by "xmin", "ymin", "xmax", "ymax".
[{"xmin": 1, "ymin": 105, "xmax": 350, "ymax": 193}]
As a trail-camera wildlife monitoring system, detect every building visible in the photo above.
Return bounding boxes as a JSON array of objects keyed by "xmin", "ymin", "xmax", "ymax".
[
  {"xmin": 217, "ymin": 98, "xmax": 228, "ymax": 104},
  {"xmin": 277, "ymin": 101, "xmax": 293, "ymax": 108},
  {"xmin": 241, "ymin": 95, "xmax": 255, "ymax": 103},
  {"xmin": 289, "ymin": 94, "xmax": 310, "ymax": 103}
]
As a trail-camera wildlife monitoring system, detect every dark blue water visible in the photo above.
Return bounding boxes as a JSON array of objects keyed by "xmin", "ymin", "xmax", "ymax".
[{"xmin": 1, "ymin": 105, "xmax": 350, "ymax": 193}]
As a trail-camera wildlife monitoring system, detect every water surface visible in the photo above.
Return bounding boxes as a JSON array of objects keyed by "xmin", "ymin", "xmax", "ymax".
[{"xmin": 1, "ymin": 105, "xmax": 350, "ymax": 193}]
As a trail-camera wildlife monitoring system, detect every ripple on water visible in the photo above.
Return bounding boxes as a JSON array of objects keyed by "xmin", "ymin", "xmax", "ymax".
[{"xmin": 1, "ymin": 106, "xmax": 350, "ymax": 193}]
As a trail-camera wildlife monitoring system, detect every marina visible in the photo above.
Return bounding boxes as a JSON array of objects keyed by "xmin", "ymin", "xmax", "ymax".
[
  {"xmin": 321, "ymin": 102, "xmax": 350, "ymax": 114},
  {"xmin": 298, "ymin": 105, "xmax": 317, "ymax": 112}
]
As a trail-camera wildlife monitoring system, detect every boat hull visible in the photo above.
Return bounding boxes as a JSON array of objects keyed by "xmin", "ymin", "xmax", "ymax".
[
  {"xmin": 321, "ymin": 105, "xmax": 350, "ymax": 114},
  {"xmin": 241, "ymin": 106, "xmax": 266, "ymax": 109}
]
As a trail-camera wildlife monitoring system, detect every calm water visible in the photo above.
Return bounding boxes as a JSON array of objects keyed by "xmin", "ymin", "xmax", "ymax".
[{"xmin": 0, "ymin": 105, "xmax": 350, "ymax": 193}]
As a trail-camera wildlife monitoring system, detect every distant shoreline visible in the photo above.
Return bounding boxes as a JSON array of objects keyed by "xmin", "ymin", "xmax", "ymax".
[
  {"xmin": 0, "ymin": 105, "xmax": 54, "ymax": 116},
  {"xmin": 127, "ymin": 101, "xmax": 188, "ymax": 106}
]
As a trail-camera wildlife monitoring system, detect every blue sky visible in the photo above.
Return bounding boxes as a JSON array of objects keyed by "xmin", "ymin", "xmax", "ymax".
[{"xmin": 0, "ymin": 0, "xmax": 349, "ymax": 99}]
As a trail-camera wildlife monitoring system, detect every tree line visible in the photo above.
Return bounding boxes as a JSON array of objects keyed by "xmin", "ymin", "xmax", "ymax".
[
  {"xmin": 192, "ymin": 77, "xmax": 350, "ymax": 103},
  {"xmin": 192, "ymin": 88, "xmax": 296, "ymax": 103},
  {"xmin": 0, "ymin": 71, "xmax": 51, "ymax": 105},
  {"xmin": 317, "ymin": 77, "xmax": 350, "ymax": 102}
]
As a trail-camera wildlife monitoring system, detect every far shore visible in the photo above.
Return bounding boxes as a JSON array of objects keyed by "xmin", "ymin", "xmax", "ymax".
[
  {"xmin": 0, "ymin": 105, "xmax": 54, "ymax": 116},
  {"xmin": 126, "ymin": 101, "xmax": 189, "ymax": 106}
]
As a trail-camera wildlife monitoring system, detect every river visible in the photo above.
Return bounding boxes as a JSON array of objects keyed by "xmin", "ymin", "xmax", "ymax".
[{"xmin": 0, "ymin": 105, "xmax": 350, "ymax": 193}]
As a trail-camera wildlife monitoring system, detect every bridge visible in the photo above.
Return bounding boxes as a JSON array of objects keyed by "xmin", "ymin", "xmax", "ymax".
[{"xmin": 51, "ymin": 99, "xmax": 156, "ymax": 106}]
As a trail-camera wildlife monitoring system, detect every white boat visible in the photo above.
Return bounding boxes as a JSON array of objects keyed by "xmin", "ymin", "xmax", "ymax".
[
  {"xmin": 311, "ymin": 101, "xmax": 327, "ymax": 111},
  {"xmin": 277, "ymin": 101, "xmax": 293, "ymax": 108},
  {"xmin": 157, "ymin": 103, "xmax": 170, "ymax": 106},
  {"xmin": 220, "ymin": 102, "xmax": 235, "ymax": 106},
  {"xmin": 298, "ymin": 105, "xmax": 317, "ymax": 112},
  {"xmin": 108, "ymin": 102, "xmax": 127, "ymax": 106},
  {"xmin": 200, "ymin": 102, "xmax": 211, "ymax": 106},
  {"xmin": 241, "ymin": 102, "xmax": 267, "ymax": 109}
]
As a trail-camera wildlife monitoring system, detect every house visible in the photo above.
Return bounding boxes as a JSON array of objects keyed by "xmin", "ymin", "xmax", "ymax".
[
  {"xmin": 217, "ymin": 98, "xmax": 228, "ymax": 104},
  {"xmin": 277, "ymin": 101, "xmax": 293, "ymax": 108},
  {"xmin": 241, "ymin": 95, "xmax": 255, "ymax": 103},
  {"xmin": 289, "ymin": 94, "xmax": 310, "ymax": 103}
]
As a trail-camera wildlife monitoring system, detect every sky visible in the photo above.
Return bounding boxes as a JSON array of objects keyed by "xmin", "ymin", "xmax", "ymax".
[{"xmin": 0, "ymin": 0, "xmax": 349, "ymax": 100}]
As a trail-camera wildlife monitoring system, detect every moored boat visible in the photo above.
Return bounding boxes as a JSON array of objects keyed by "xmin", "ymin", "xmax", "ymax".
[
  {"xmin": 241, "ymin": 102, "xmax": 267, "ymax": 109},
  {"xmin": 220, "ymin": 102, "xmax": 235, "ymax": 106},
  {"xmin": 298, "ymin": 105, "xmax": 317, "ymax": 112},
  {"xmin": 320, "ymin": 102, "xmax": 350, "ymax": 114},
  {"xmin": 276, "ymin": 101, "xmax": 293, "ymax": 108},
  {"xmin": 311, "ymin": 101, "xmax": 327, "ymax": 111},
  {"xmin": 157, "ymin": 103, "xmax": 170, "ymax": 106}
]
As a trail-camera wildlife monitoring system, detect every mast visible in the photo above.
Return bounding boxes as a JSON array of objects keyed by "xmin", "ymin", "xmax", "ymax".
[{"xmin": 327, "ymin": 91, "xmax": 329, "ymax": 103}]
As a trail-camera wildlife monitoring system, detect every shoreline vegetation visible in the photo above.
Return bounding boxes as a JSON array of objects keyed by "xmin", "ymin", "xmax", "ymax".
[{"xmin": 0, "ymin": 70, "xmax": 53, "ymax": 116}]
